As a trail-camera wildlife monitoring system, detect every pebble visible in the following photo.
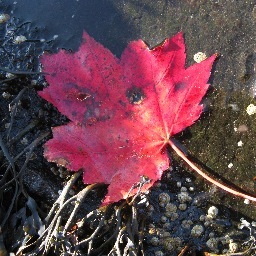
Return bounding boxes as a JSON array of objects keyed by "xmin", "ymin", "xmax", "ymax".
[
  {"xmin": 177, "ymin": 191, "xmax": 192, "ymax": 203},
  {"xmin": 181, "ymin": 220, "xmax": 193, "ymax": 229},
  {"xmin": 160, "ymin": 216, "xmax": 168, "ymax": 223},
  {"xmin": 191, "ymin": 225, "xmax": 204, "ymax": 237},
  {"xmin": 154, "ymin": 251, "xmax": 164, "ymax": 256},
  {"xmin": 158, "ymin": 192, "xmax": 170, "ymax": 206},
  {"xmin": 2, "ymin": 92, "xmax": 11, "ymax": 99},
  {"xmin": 185, "ymin": 177, "xmax": 192, "ymax": 182},
  {"xmin": 206, "ymin": 238, "xmax": 218, "ymax": 252},
  {"xmin": 150, "ymin": 236, "xmax": 159, "ymax": 246},
  {"xmin": 237, "ymin": 140, "xmax": 243, "ymax": 147},
  {"xmin": 13, "ymin": 35, "xmax": 27, "ymax": 44},
  {"xmin": 176, "ymin": 181, "xmax": 182, "ymax": 187},
  {"xmin": 228, "ymin": 163, "xmax": 233, "ymax": 168},
  {"xmin": 0, "ymin": 14, "xmax": 10, "ymax": 23},
  {"xmin": 194, "ymin": 52, "xmax": 207, "ymax": 63},
  {"xmin": 207, "ymin": 206, "xmax": 219, "ymax": 219},
  {"xmin": 229, "ymin": 241, "xmax": 238, "ymax": 253},
  {"xmin": 189, "ymin": 186, "xmax": 194, "ymax": 192},
  {"xmin": 244, "ymin": 198, "xmax": 250, "ymax": 204},
  {"xmin": 21, "ymin": 137, "xmax": 28, "ymax": 145},
  {"xmin": 6, "ymin": 72, "xmax": 15, "ymax": 78},
  {"xmin": 178, "ymin": 203, "xmax": 187, "ymax": 211},
  {"xmin": 246, "ymin": 104, "xmax": 256, "ymax": 115},
  {"xmin": 180, "ymin": 186, "xmax": 187, "ymax": 192},
  {"xmin": 165, "ymin": 203, "xmax": 177, "ymax": 212}
]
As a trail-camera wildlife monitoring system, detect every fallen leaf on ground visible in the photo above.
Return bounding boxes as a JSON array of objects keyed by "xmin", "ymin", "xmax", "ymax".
[{"xmin": 39, "ymin": 32, "xmax": 216, "ymax": 205}]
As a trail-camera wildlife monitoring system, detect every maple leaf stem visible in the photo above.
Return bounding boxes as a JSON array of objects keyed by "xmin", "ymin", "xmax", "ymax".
[{"xmin": 168, "ymin": 140, "xmax": 256, "ymax": 203}]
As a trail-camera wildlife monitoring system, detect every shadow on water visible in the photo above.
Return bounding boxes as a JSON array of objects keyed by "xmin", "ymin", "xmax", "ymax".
[{"xmin": 1, "ymin": 0, "xmax": 140, "ymax": 55}]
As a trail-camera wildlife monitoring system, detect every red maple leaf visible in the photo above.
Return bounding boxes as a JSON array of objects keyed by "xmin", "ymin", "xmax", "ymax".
[{"xmin": 39, "ymin": 32, "xmax": 256, "ymax": 205}]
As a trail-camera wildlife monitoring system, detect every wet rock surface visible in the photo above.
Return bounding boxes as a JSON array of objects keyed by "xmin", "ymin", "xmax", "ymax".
[{"xmin": 0, "ymin": 0, "xmax": 256, "ymax": 255}]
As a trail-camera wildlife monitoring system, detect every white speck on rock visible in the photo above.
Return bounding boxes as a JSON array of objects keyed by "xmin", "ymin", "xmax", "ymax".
[
  {"xmin": 237, "ymin": 140, "xmax": 243, "ymax": 147},
  {"xmin": 207, "ymin": 206, "xmax": 218, "ymax": 219},
  {"xmin": 6, "ymin": 72, "xmax": 15, "ymax": 79},
  {"xmin": 191, "ymin": 225, "xmax": 204, "ymax": 237},
  {"xmin": 13, "ymin": 35, "xmax": 27, "ymax": 44},
  {"xmin": 2, "ymin": 92, "xmax": 11, "ymax": 99},
  {"xmin": 246, "ymin": 104, "xmax": 256, "ymax": 115},
  {"xmin": 0, "ymin": 14, "xmax": 10, "ymax": 23},
  {"xmin": 228, "ymin": 163, "xmax": 233, "ymax": 168},
  {"xmin": 244, "ymin": 198, "xmax": 250, "ymax": 204},
  {"xmin": 193, "ymin": 52, "xmax": 207, "ymax": 63}
]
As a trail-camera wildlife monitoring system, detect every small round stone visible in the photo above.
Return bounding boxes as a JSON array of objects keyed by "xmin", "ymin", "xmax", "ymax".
[
  {"xmin": 21, "ymin": 137, "xmax": 28, "ymax": 145},
  {"xmin": 159, "ymin": 231, "xmax": 171, "ymax": 238},
  {"xmin": 174, "ymin": 237, "xmax": 182, "ymax": 246},
  {"xmin": 199, "ymin": 215, "xmax": 205, "ymax": 221},
  {"xmin": 191, "ymin": 225, "xmax": 204, "ymax": 237},
  {"xmin": 206, "ymin": 238, "xmax": 218, "ymax": 251},
  {"xmin": 13, "ymin": 35, "xmax": 27, "ymax": 44},
  {"xmin": 176, "ymin": 181, "xmax": 182, "ymax": 187},
  {"xmin": 0, "ymin": 14, "xmax": 10, "ymax": 23},
  {"xmin": 2, "ymin": 92, "xmax": 11, "ymax": 99},
  {"xmin": 155, "ymin": 251, "xmax": 164, "ymax": 256},
  {"xmin": 207, "ymin": 206, "xmax": 218, "ymax": 219},
  {"xmin": 180, "ymin": 186, "xmax": 187, "ymax": 192},
  {"xmin": 246, "ymin": 104, "xmax": 256, "ymax": 115},
  {"xmin": 158, "ymin": 192, "xmax": 170, "ymax": 205},
  {"xmin": 244, "ymin": 198, "xmax": 250, "ymax": 204},
  {"xmin": 204, "ymin": 221, "xmax": 210, "ymax": 227},
  {"xmin": 194, "ymin": 52, "xmax": 207, "ymax": 63},
  {"xmin": 178, "ymin": 203, "xmax": 187, "ymax": 211},
  {"xmin": 228, "ymin": 163, "xmax": 233, "ymax": 168},
  {"xmin": 168, "ymin": 212, "xmax": 179, "ymax": 221},
  {"xmin": 182, "ymin": 220, "xmax": 193, "ymax": 229},
  {"xmin": 162, "ymin": 223, "xmax": 171, "ymax": 229},
  {"xmin": 160, "ymin": 216, "xmax": 168, "ymax": 223},
  {"xmin": 229, "ymin": 241, "xmax": 238, "ymax": 253},
  {"xmin": 237, "ymin": 140, "xmax": 243, "ymax": 147},
  {"xmin": 164, "ymin": 237, "xmax": 175, "ymax": 251},
  {"xmin": 165, "ymin": 203, "xmax": 177, "ymax": 212},
  {"xmin": 209, "ymin": 232, "xmax": 215, "ymax": 238},
  {"xmin": 177, "ymin": 192, "xmax": 192, "ymax": 203},
  {"xmin": 150, "ymin": 236, "xmax": 159, "ymax": 246}
]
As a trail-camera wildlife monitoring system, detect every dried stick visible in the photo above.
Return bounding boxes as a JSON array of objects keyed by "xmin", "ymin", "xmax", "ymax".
[
  {"xmin": 7, "ymin": 87, "xmax": 27, "ymax": 140},
  {"xmin": 91, "ymin": 202, "xmax": 126, "ymax": 254},
  {"xmin": 63, "ymin": 183, "xmax": 101, "ymax": 235},
  {"xmin": 0, "ymin": 132, "xmax": 49, "ymax": 189},
  {"xmin": 45, "ymin": 170, "xmax": 82, "ymax": 223},
  {"xmin": 0, "ymin": 135, "xmax": 19, "ymax": 227},
  {"xmin": 41, "ymin": 183, "xmax": 100, "ymax": 254}
]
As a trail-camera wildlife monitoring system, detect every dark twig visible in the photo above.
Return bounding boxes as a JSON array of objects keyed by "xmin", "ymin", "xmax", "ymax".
[{"xmin": 7, "ymin": 87, "xmax": 27, "ymax": 140}]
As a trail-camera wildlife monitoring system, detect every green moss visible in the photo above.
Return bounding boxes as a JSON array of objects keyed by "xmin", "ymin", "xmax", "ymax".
[{"xmin": 181, "ymin": 88, "xmax": 256, "ymax": 218}]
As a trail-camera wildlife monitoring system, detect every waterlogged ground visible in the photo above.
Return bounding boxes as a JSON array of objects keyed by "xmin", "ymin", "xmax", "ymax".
[{"xmin": 0, "ymin": 0, "xmax": 256, "ymax": 255}]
